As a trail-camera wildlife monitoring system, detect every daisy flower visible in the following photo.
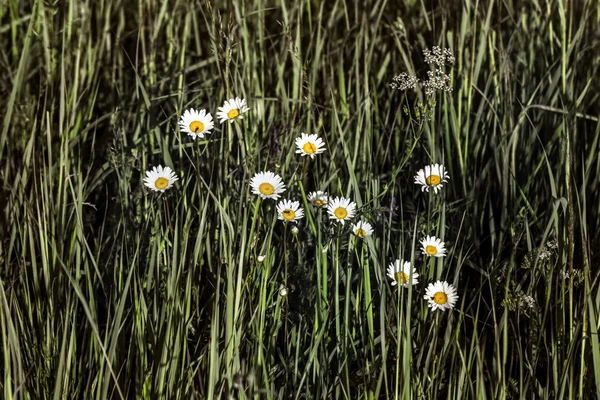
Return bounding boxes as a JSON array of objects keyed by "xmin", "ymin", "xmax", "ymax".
[
  {"xmin": 326, "ymin": 196, "xmax": 357, "ymax": 225},
  {"xmin": 424, "ymin": 280, "xmax": 458, "ymax": 311},
  {"xmin": 178, "ymin": 108, "xmax": 214, "ymax": 140},
  {"xmin": 295, "ymin": 133, "xmax": 326, "ymax": 159},
  {"xmin": 420, "ymin": 235, "xmax": 447, "ymax": 257},
  {"xmin": 217, "ymin": 97, "xmax": 249, "ymax": 124},
  {"xmin": 250, "ymin": 171, "xmax": 286, "ymax": 200},
  {"xmin": 352, "ymin": 220, "xmax": 374, "ymax": 238},
  {"xmin": 387, "ymin": 260, "xmax": 419, "ymax": 287},
  {"xmin": 144, "ymin": 165, "xmax": 179, "ymax": 192},
  {"xmin": 276, "ymin": 199, "xmax": 304, "ymax": 223},
  {"xmin": 308, "ymin": 191, "xmax": 329, "ymax": 207},
  {"xmin": 414, "ymin": 163, "xmax": 450, "ymax": 193}
]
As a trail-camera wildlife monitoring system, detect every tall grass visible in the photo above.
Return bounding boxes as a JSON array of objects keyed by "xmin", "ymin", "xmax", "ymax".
[{"xmin": 1, "ymin": 0, "xmax": 599, "ymax": 398}]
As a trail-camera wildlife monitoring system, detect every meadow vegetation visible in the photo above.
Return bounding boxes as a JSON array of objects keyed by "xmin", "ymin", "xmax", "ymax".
[{"xmin": 1, "ymin": 0, "xmax": 600, "ymax": 398}]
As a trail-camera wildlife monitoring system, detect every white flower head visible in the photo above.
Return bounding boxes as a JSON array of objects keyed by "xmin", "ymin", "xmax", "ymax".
[
  {"xmin": 414, "ymin": 164, "xmax": 450, "ymax": 193},
  {"xmin": 352, "ymin": 220, "xmax": 374, "ymax": 238},
  {"xmin": 250, "ymin": 171, "xmax": 286, "ymax": 200},
  {"xmin": 517, "ymin": 292, "xmax": 536, "ymax": 310},
  {"xmin": 326, "ymin": 196, "xmax": 357, "ymax": 225},
  {"xmin": 178, "ymin": 108, "xmax": 214, "ymax": 140},
  {"xmin": 308, "ymin": 191, "xmax": 329, "ymax": 207},
  {"xmin": 424, "ymin": 280, "xmax": 458, "ymax": 311},
  {"xmin": 387, "ymin": 260, "xmax": 419, "ymax": 287},
  {"xmin": 276, "ymin": 199, "xmax": 304, "ymax": 224},
  {"xmin": 144, "ymin": 165, "xmax": 179, "ymax": 192},
  {"xmin": 257, "ymin": 255, "xmax": 266, "ymax": 263},
  {"xmin": 420, "ymin": 235, "xmax": 447, "ymax": 257},
  {"xmin": 295, "ymin": 133, "xmax": 326, "ymax": 159},
  {"xmin": 217, "ymin": 97, "xmax": 249, "ymax": 124}
]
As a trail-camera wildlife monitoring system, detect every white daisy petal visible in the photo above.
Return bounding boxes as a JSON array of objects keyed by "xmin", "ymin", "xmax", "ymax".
[
  {"xmin": 326, "ymin": 196, "xmax": 357, "ymax": 225},
  {"xmin": 143, "ymin": 165, "xmax": 179, "ymax": 192},
  {"xmin": 352, "ymin": 220, "xmax": 374, "ymax": 238},
  {"xmin": 424, "ymin": 280, "xmax": 459, "ymax": 311},
  {"xmin": 276, "ymin": 199, "xmax": 305, "ymax": 223},
  {"xmin": 250, "ymin": 171, "xmax": 286, "ymax": 200},
  {"xmin": 386, "ymin": 260, "xmax": 419, "ymax": 287},
  {"xmin": 308, "ymin": 191, "xmax": 329, "ymax": 207},
  {"xmin": 295, "ymin": 133, "xmax": 326, "ymax": 159},
  {"xmin": 217, "ymin": 97, "xmax": 249, "ymax": 124},
  {"xmin": 420, "ymin": 235, "xmax": 447, "ymax": 257},
  {"xmin": 178, "ymin": 108, "xmax": 214, "ymax": 140},
  {"xmin": 414, "ymin": 163, "xmax": 450, "ymax": 193}
]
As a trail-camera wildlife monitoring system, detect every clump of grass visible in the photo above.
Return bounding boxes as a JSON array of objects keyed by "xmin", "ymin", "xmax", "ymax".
[{"xmin": 1, "ymin": 0, "xmax": 600, "ymax": 399}]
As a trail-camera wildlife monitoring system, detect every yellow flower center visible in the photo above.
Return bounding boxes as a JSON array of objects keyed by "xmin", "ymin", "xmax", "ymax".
[
  {"xmin": 426, "ymin": 175, "xmax": 441, "ymax": 185},
  {"xmin": 433, "ymin": 292, "xmax": 448, "ymax": 304},
  {"xmin": 355, "ymin": 229, "xmax": 367, "ymax": 237},
  {"xmin": 334, "ymin": 207, "xmax": 348, "ymax": 219},
  {"xmin": 282, "ymin": 209, "xmax": 296, "ymax": 221},
  {"xmin": 302, "ymin": 142, "xmax": 317, "ymax": 154},
  {"xmin": 259, "ymin": 182, "xmax": 275, "ymax": 195},
  {"xmin": 189, "ymin": 120, "xmax": 204, "ymax": 133},
  {"xmin": 425, "ymin": 245, "xmax": 438, "ymax": 255},
  {"xmin": 227, "ymin": 108, "xmax": 240, "ymax": 119},
  {"xmin": 394, "ymin": 271, "xmax": 409, "ymax": 284},
  {"xmin": 314, "ymin": 199, "xmax": 325, "ymax": 206},
  {"xmin": 155, "ymin": 177, "xmax": 169, "ymax": 189}
]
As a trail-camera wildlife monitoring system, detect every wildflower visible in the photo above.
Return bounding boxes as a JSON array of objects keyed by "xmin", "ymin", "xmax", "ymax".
[
  {"xmin": 276, "ymin": 199, "xmax": 304, "ymax": 223},
  {"xmin": 387, "ymin": 260, "xmax": 419, "ymax": 287},
  {"xmin": 217, "ymin": 97, "xmax": 249, "ymax": 124},
  {"xmin": 144, "ymin": 166, "xmax": 179, "ymax": 192},
  {"xmin": 560, "ymin": 269, "xmax": 580, "ymax": 280},
  {"xmin": 179, "ymin": 108, "xmax": 214, "ymax": 140},
  {"xmin": 295, "ymin": 133, "xmax": 326, "ymax": 159},
  {"xmin": 537, "ymin": 250, "xmax": 551, "ymax": 261},
  {"xmin": 422, "ymin": 70, "xmax": 452, "ymax": 96},
  {"xmin": 423, "ymin": 46, "xmax": 455, "ymax": 67},
  {"xmin": 414, "ymin": 163, "xmax": 450, "ymax": 193},
  {"xmin": 516, "ymin": 292, "xmax": 535, "ymax": 310},
  {"xmin": 250, "ymin": 171, "xmax": 286, "ymax": 200},
  {"xmin": 352, "ymin": 220, "xmax": 374, "ymax": 238},
  {"xmin": 424, "ymin": 280, "xmax": 458, "ymax": 311},
  {"xmin": 326, "ymin": 196, "xmax": 357, "ymax": 225},
  {"xmin": 257, "ymin": 255, "xmax": 266, "ymax": 263},
  {"xmin": 308, "ymin": 191, "xmax": 329, "ymax": 207},
  {"xmin": 420, "ymin": 236, "xmax": 447, "ymax": 258},
  {"xmin": 390, "ymin": 72, "xmax": 419, "ymax": 91}
]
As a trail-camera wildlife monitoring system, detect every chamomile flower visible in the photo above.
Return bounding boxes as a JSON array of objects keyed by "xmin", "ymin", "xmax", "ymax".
[
  {"xmin": 424, "ymin": 280, "xmax": 458, "ymax": 311},
  {"xmin": 308, "ymin": 191, "xmax": 329, "ymax": 207},
  {"xmin": 217, "ymin": 97, "xmax": 249, "ymax": 124},
  {"xmin": 143, "ymin": 165, "xmax": 178, "ymax": 192},
  {"xmin": 352, "ymin": 220, "xmax": 374, "ymax": 238},
  {"xmin": 326, "ymin": 196, "xmax": 357, "ymax": 225},
  {"xmin": 178, "ymin": 108, "xmax": 214, "ymax": 140},
  {"xmin": 387, "ymin": 260, "xmax": 419, "ymax": 287},
  {"xmin": 295, "ymin": 133, "xmax": 326, "ymax": 159},
  {"xmin": 414, "ymin": 163, "xmax": 450, "ymax": 193},
  {"xmin": 250, "ymin": 171, "xmax": 286, "ymax": 200},
  {"xmin": 276, "ymin": 199, "xmax": 304, "ymax": 223},
  {"xmin": 420, "ymin": 235, "xmax": 447, "ymax": 257}
]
